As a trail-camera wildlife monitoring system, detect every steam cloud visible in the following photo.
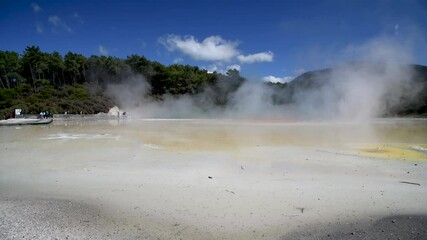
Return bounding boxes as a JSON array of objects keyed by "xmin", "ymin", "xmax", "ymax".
[
  {"xmin": 290, "ymin": 37, "xmax": 419, "ymax": 120},
  {"xmin": 106, "ymin": 36, "xmax": 422, "ymax": 120}
]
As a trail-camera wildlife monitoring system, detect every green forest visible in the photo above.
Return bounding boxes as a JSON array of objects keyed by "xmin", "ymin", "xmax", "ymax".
[{"xmin": 0, "ymin": 46, "xmax": 245, "ymax": 117}]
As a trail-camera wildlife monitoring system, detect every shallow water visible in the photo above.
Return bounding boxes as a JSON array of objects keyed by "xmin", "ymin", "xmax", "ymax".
[
  {"xmin": 0, "ymin": 118, "xmax": 426, "ymax": 239},
  {"xmin": 4, "ymin": 117, "xmax": 423, "ymax": 151}
]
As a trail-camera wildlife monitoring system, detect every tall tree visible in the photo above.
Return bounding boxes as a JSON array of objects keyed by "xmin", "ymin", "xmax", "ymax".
[
  {"xmin": 0, "ymin": 51, "xmax": 21, "ymax": 88},
  {"xmin": 64, "ymin": 52, "xmax": 87, "ymax": 85},
  {"xmin": 126, "ymin": 54, "xmax": 155, "ymax": 78},
  {"xmin": 47, "ymin": 51, "xmax": 65, "ymax": 86},
  {"xmin": 21, "ymin": 46, "xmax": 46, "ymax": 85}
]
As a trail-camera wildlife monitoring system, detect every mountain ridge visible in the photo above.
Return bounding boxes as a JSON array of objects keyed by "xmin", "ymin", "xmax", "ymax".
[{"xmin": 271, "ymin": 63, "xmax": 427, "ymax": 117}]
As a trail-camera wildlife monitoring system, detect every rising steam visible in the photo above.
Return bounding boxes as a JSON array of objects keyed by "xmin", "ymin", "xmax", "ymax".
[
  {"xmin": 290, "ymin": 37, "xmax": 420, "ymax": 120},
  {"xmin": 106, "ymin": 36, "xmax": 422, "ymax": 120}
]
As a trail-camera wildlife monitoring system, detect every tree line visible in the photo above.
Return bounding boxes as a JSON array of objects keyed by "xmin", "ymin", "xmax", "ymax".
[{"xmin": 0, "ymin": 46, "xmax": 246, "ymax": 116}]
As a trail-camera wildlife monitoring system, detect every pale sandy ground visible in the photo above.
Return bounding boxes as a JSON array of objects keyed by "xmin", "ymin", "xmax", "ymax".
[{"xmin": 0, "ymin": 118, "xmax": 426, "ymax": 239}]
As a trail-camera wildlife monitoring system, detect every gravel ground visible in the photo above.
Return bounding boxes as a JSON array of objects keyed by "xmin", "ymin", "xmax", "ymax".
[
  {"xmin": 0, "ymin": 197, "xmax": 152, "ymax": 240},
  {"xmin": 2, "ymin": 197, "xmax": 426, "ymax": 240},
  {"xmin": 284, "ymin": 214, "xmax": 427, "ymax": 240}
]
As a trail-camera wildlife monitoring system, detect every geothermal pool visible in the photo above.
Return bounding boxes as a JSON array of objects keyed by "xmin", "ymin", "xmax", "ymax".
[{"xmin": 0, "ymin": 118, "xmax": 426, "ymax": 239}]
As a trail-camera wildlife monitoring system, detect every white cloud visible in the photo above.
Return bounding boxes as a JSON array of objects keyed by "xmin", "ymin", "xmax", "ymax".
[
  {"xmin": 394, "ymin": 23, "xmax": 400, "ymax": 36},
  {"xmin": 36, "ymin": 22, "xmax": 43, "ymax": 34},
  {"xmin": 173, "ymin": 58, "xmax": 183, "ymax": 64},
  {"xmin": 295, "ymin": 68, "xmax": 306, "ymax": 75},
  {"xmin": 48, "ymin": 15, "xmax": 73, "ymax": 33},
  {"xmin": 204, "ymin": 63, "xmax": 241, "ymax": 74},
  {"xmin": 226, "ymin": 64, "xmax": 241, "ymax": 72},
  {"xmin": 72, "ymin": 12, "xmax": 84, "ymax": 24},
  {"xmin": 98, "ymin": 45, "xmax": 109, "ymax": 56},
  {"xmin": 237, "ymin": 51, "xmax": 274, "ymax": 63},
  {"xmin": 48, "ymin": 16, "xmax": 60, "ymax": 26},
  {"xmin": 204, "ymin": 64, "xmax": 220, "ymax": 73},
  {"xmin": 262, "ymin": 75, "xmax": 293, "ymax": 84},
  {"xmin": 160, "ymin": 34, "xmax": 275, "ymax": 70},
  {"xmin": 139, "ymin": 40, "xmax": 147, "ymax": 49},
  {"xmin": 160, "ymin": 35, "xmax": 239, "ymax": 61},
  {"xmin": 31, "ymin": 3, "xmax": 42, "ymax": 13}
]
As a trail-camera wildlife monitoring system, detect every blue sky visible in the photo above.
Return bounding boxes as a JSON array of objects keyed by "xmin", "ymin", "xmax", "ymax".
[{"xmin": 0, "ymin": 0, "xmax": 426, "ymax": 82}]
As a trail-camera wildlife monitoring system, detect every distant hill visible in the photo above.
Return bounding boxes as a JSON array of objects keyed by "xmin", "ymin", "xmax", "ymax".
[{"xmin": 270, "ymin": 63, "xmax": 427, "ymax": 117}]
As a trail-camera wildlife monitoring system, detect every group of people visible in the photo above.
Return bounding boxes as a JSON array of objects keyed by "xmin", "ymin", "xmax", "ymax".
[{"xmin": 39, "ymin": 111, "xmax": 51, "ymax": 119}]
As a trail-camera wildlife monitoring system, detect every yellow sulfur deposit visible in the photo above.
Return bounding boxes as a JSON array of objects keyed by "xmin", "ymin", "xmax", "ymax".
[{"xmin": 358, "ymin": 144, "xmax": 427, "ymax": 161}]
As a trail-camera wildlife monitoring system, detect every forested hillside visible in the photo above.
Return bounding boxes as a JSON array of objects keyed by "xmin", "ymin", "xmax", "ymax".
[{"xmin": 0, "ymin": 46, "xmax": 244, "ymax": 117}]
